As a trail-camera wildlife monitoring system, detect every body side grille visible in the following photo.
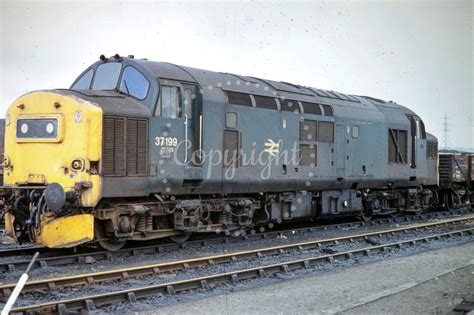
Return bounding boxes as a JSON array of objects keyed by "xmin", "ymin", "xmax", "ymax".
[{"xmin": 103, "ymin": 116, "xmax": 148, "ymax": 177}]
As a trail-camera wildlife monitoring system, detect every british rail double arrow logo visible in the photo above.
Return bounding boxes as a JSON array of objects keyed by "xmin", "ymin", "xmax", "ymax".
[{"xmin": 264, "ymin": 139, "xmax": 280, "ymax": 156}]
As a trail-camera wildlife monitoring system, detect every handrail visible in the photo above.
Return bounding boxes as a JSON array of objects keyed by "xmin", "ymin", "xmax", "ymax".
[{"xmin": 184, "ymin": 114, "xmax": 188, "ymax": 163}]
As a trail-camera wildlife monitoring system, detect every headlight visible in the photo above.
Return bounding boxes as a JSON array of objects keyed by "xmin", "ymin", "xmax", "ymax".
[
  {"xmin": 5, "ymin": 114, "xmax": 10, "ymax": 126},
  {"xmin": 20, "ymin": 122, "xmax": 29, "ymax": 134},
  {"xmin": 46, "ymin": 122, "xmax": 54, "ymax": 134},
  {"xmin": 16, "ymin": 118, "xmax": 58, "ymax": 139}
]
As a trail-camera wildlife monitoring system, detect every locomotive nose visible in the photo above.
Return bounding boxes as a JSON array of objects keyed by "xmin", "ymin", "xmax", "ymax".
[
  {"xmin": 3, "ymin": 90, "xmax": 103, "ymax": 248},
  {"xmin": 4, "ymin": 90, "xmax": 103, "ymax": 206}
]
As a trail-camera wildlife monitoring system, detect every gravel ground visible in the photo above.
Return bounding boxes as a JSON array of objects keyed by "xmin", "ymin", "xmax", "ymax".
[
  {"xmin": 102, "ymin": 237, "xmax": 474, "ymax": 314},
  {"xmin": 346, "ymin": 264, "xmax": 474, "ymax": 314},
  {"xmin": 5, "ymin": 222, "xmax": 474, "ymax": 310},
  {"xmin": 148, "ymin": 242, "xmax": 474, "ymax": 315}
]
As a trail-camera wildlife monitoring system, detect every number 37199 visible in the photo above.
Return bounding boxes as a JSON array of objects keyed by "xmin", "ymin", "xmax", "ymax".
[{"xmin": 155, "ymin": 136, "xmax": 178, "ymax": 147}]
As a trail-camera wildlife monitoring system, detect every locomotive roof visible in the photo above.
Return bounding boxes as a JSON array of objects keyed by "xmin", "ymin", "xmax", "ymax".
[
  {"xmin": 73, "ymin": 55, "xmax": 419, "ymax": 118},
  {"xmin": 134, "ymin": 58, "xmax": 374, "ymax": 105}
]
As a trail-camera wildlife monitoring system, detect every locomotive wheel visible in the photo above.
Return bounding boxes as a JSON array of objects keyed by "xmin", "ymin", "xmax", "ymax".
[
  {"xmin": 397, "ymin": 195, "xmax": 407, "ymax": 211},
  {"xmin": 94, "ymin": 220, "xmax": 126, "ymax": 251},
  {"xmin": 444, "ymin": 190, "xmax": 454, "ymax": 211},
  {"xmin": 157, "ymin": 215, "xmax": 193, "ymax": 244},
  {"xmin": 358, "ymin": 209, "xmax": 373, "ymax": 221},
  {"xmin": 169, "ymin": 233, "xmax": 192, "ymax": 244},
  {"xmin": 429, "ymin": 190, "xmax": 439, "ymax": 209},
  {"xmin": 98, "ymin": 239, "xmax": 126, "ymax": 251}
]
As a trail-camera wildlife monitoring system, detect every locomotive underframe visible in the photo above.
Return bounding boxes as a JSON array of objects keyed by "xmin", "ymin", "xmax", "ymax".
[
  {"xmin": 91, "ymin": 185, "xmax": 442, "ymax": 248},
  {"xmin": 95, "ymin": 196, "xmax": 261, "ymax": 241},
  {"xmin": 3, "ymin": 182, "xmax": 470, "ymax": 249}
]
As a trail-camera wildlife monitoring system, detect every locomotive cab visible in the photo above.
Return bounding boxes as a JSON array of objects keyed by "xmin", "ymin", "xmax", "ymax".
[
  {"xmin": 3, "ymin": 55, "xmax": 205, "ymax": 249},
  {"xmin": 70, "ymin": 56, "xmax": 206, "ymax": 247},
  {"xmin": 72, "ymin": 56, "xmax": 203, "ymax": 169},
  {"xmin": 3, "ymin": 57, "xmax": 155, "ymax": 247},
  {"xmin": 71, "ymin": 56, "xmax": 159, "ymax": 110}
]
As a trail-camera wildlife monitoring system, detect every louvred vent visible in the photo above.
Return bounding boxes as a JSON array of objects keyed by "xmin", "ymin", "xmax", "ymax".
[{"xmin": 103, "ymin": 116, "xmax": 148, "ymax": 177}]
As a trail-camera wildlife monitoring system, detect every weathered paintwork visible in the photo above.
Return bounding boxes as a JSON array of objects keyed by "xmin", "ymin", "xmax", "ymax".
[
  {"xmin": 2, "ymin": 56, "xmax": 441, "ymax": 248},
  {"xmin": 35, "ymin": 214, "xmax": 94, "ymax": 248}
]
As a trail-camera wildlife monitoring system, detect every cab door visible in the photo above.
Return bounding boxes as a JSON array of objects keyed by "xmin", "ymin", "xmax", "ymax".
[
  {"xmin": 150, "ymin": 81, "xmax": 186, "ymax": 179},
  {"xmin": 151, "ymin": 81, "xmax": 202, "ymax": 166},
  {"xmin": 149, "ymin": 80, "xmax": 203, "ymax": 190}
]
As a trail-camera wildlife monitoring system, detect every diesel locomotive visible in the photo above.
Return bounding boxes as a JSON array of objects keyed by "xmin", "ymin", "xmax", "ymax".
[{"xmin": 2, "ymin": 54, "xmax": 470, "ymax": 250}]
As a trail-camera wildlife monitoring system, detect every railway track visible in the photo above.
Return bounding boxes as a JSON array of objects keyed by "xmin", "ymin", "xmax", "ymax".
[
  {"xmin": 1, "ymin": 208, "xmax": 471, "ymax": 273},
  {"xmin": 1, "ymin": 214, "xmax": 473, "ymax": 304},
  {"xmin": 7, "ymin": 222, "xmax": 474, "ymax": 314},
  {"xmin": 0, "ymin": 245, "xmax": 53, "ymax": 259}
]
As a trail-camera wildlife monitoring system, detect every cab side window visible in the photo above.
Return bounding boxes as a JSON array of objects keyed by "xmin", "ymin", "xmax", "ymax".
[
  {"xmin": 409, "ymin": 116, "xmax": 427, "ymax": 140},
  {"xmin": 183, "ymin": 88, "xmax": 193, "ymax": 118},
  {"xmin": 418, "ymin": 119, "xmax": 426, "ymax": 139},
  {"xmin": 156, "ymin": 86, "xmax": 181, "ymax": 118}
]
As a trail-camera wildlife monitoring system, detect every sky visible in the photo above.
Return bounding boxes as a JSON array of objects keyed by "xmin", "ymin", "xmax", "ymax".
[{"xmin": 0, "ymin": 0, "xmax": 472, "ymax": 149}]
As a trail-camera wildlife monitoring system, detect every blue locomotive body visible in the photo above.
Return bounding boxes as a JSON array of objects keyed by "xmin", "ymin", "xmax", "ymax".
[{"xmin": 3, "ymin": 55, "xmax": 444, "ymax": 249}]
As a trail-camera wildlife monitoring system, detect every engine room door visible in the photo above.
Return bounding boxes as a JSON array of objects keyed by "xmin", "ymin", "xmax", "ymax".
[
  {"xmin": 336, "ymin": 124, "xmax": 346, "ymax": 177},
  {"xmin": 182, "ymin": 83, "xmax": 202, "ymax": 166}
]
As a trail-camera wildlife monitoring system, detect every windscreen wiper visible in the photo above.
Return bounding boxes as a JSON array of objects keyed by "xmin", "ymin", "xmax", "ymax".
[
  {"xmin": 122, "ymin": 80, "xmax": 130, "ymax": 96},
  {"xmin": 115, "ymin": 80, "xmax": 130, "ymax": 97}
]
